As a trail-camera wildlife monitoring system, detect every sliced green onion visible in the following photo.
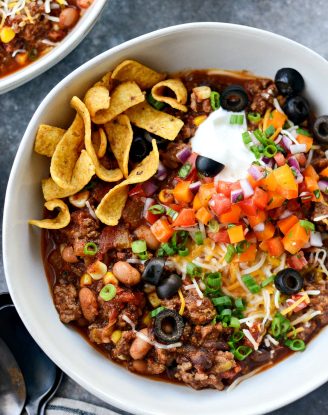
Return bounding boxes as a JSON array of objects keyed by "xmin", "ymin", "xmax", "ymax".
[
  {"xmin": 231, "ymin": 330, "xmax": 245, "ymax": 343},
  {"xmin": 161, "ymin": 242, "xmax": 176, "ymax": 256},
  {"xmin": 178, "ymin": 247, "xmax": 189, "ymax": 256},
  {"xmin": 178, "ymin": 162, "xmax": 192, "ymax": 179},
  {"xmin": 194, "ymin": 230, "xmax": 204, "ymax": 245},
  {"xmin": 83, "ymin": 242, "xmax": 98, "ymax": 256},
  {"xmin": 148, "ymin": 204, "xmax": 165, "ymax": 215},
  {"xmin": 242, "ymin": 131, "xmax": 252, "ymax": 145},
  {"xmin": 285, "ymin": 338, "xmax": 306, "ymax": 352},
  {"xmin": 151, "ymin": 306, "xmax": 165, "ymax": 318},
  {"xmin": 212, "ymin": 296, "xmax": 232, "ymax": 307},
  {"xmin": 263, "ymin": 144, "xmax": 277, "ymax": 158},
  {"xmin": 242, "ymin": 274, "xmax": 261, "ymax": 294},
  {"xmin": 314, "ymin": 189, "xmax": 321, "ymax": 199},
  {"xmin": 138, "ymin": 252, "xmax": 148, "ymax": 260},
  {"xmin": 166, "ymin": 207, "xmax": 178, "ymax": 221},
  {"xmin": 237, "ymin": 114, "xmax": 244, "ymax": 124},
  {"xmin": 220, "ymin": 308, "xmax": 232, "ymax": 317},
  {"xmin": 236, "ymin": 240, "xmax": 250, "ymax": 253},
  {"xmin": 186, "ymin": 262, "xmax": 201, "ymax": 276},
  {"xmin": 204, "ymin": 272, "xmax": 222, "ymax": 290},
  {"xmin": 157, "ymin": 247, "xmax": 165, "ymax": 257},
  {"xmin": 224, "ymin": 244, "xmax": 236, "ymax": 263},
  {"xmin": 250, "ymin": 145, "xmax": 262, "ymax": 159},
  {"xmin": 131, "ymin": 240, "xmax": 147, "ymax": 254},
  {"xmin": 230, "ymin": 114, "xmax": 238, "ymax": 125},
  {"xmin": 208, "ymin": 219, "xmax": 219, "ymax": 233},
  {"xmin": 261, "ymin": 275, "xmax": 275, "ymax": 288},
  {"xmin": 234, "ymin": 345, "xmax": 253, "ymax": 361},
  {"xmin": 296, "ymin": 128, "xmax": 311, "ymax": 137},
  {"xmin": 99, "ymin": 284, "xmax": 116, "ymax": 301},
  {"xmin": 300, "ymin": 219, "xmax": 315, "ymax": 232},
  {"xmin": 235, "ymin": 298, "xmax": 245, "ymax": 311},
  {"xmin": 229, "ymin": 316, "xmax": 240, "ymax": 328},
  {"xmin": 230, "ymin": 114, "xmax": 243, "ymax": 125},
  {"xmin": 253, "ymin": 129, "xmax": 268, "ymax": 145},
  {"xmin": 210, "ymin": 91, "xmax": 220, "ymax": 111},
  {"xmin": 270, "ymin": 313, "xmax": 291, "ymax": 338},
  {"xmin": 265, "ymin": 125, "xmax": 275, "ymax": 137},
  {"xmin": 247, "ymin": 112, "xmax": 261, "ymax": 123},
  {"xmin": 147, "ymin": 93, "xmax": 165, "ymax": 110}
]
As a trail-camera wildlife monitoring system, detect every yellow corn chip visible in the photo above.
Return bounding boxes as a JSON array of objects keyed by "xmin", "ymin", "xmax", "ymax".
[
  {"xmin": 92, "ymin": 81, "xmax": 145, "ymax": 125},
  {"xmin": 96, "ymin": 140, "xmax": 159, "ymax": 225},
  {"xmin": 84, "ymin": 85, "xmax": 110, "ymax": 118},
  {"xmin": 94, "ymin": 72, "xmax": 112, "ymax": 89},
  {"xmin": 42, "ymin": 150, "xmax": 95, "ymax": 201},
  {"xmin": 29, "ymin": 199, "xmax": 70, "ymax": 229},
  {"xmin": 151, "ymin": 79, "xmax": 188, "ymax": 112},
  {"xmin": 71, "ymin": 96, "xmax": 123, "ymax": 182},
  {"xmin": 125, "ymin": 101, "xmax": 184, "ymax": 141},
  {"xmin": 92, "ymin": 128, "xmax": 107, "ymax": 158},
  {"xmin": 111, "ymin": 60, "xmax": 166, "ymax": 90},
  {"xmin": 105, "ymin": 114, "xmax": 133, "ymax": 178},
  {"xmin": 34, "ymin": 124, "xmax": 65, "ymax": 157}
]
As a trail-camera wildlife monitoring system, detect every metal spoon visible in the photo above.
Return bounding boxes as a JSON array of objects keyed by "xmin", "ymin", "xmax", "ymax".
[
  {"xmin": 0, "ymin": 302, "xmax": 63, "ymax": 415},
  {"xmin": 0, "ymin": 337, "xmax": 26, "ymax": 415}
]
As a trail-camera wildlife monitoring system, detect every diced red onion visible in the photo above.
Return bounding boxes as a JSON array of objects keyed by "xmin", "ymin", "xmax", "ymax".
[
  {"xmin": 310, "ymin": 231, "xmax": 323, "ymax": 247},
  {"xmin": 142, "ymin": 181, "xmax": 158, "ymax": 196},
  {"xmin": 274, "ymin": 135, "xmax": 282, "ymax": 144},
  {"xmin": 253, "ymin": 223, "xmax": 265, "ymax": 232},
  {"xmin": 155, "ymin": 161, "xmax": 167, "ymax": 181},
  {"xmin": 248, "ymin": 165, "xmax": 265, "ymax": 181},
  {"xmin": 143, "ymin": 197, "xmax": 155, "ymax": 219},
  {"xmin": 281, "ymin": 135, "xmax": 292, "ymax": 151},
  {"xmin": 240, "ymin": 178, "xmax": 254, "ymax": 198},
  {"xmin": 318, "ymin": 180, "xmax": 328, "ymax": 193},
  {"xmin": 288, "ymin": 156, "xmax": 300, "ymax": 171},
  {"xmin": 176, "ymin": 146, "xmax": 192, "ymax": 163},
  {"xmin": 189, "ymin": 181, "xmax": 201, "ymax": 193},
  {"xmin": 231, "ymin": 189, "xmax": 244, "ymax": 204},
  {"xmin": 278, "ymin": 209, "xmax": 293, "ymax": 220},
  {"xmin": 290, "ymin": 144, "xmax": 307, "ymax": 154},
  {"xmin": 290, "ymin": 166, "xmax": 303, "ymax": 184},
  {"xmin": 261, "ymin": 157, "xmax": 274, "ymax": 168}
]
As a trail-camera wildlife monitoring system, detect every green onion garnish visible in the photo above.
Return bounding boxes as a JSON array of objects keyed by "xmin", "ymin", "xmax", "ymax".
[
  {"xmin": 235, "ymin": 298, "xmax": 245, "ymax": 311},
  {"xmin": 224, "ymin": 244, "xmax": 236, "ymax": 263},
  {"xmin": 151, "ymin": 306, "xmax": 165, "ymax": 318},
  {"xmin": 242, "ymin": 274, "xmax": 261, "ymax": 294},
  {"xmin": 166, "ymin": 207, "xmax": 178, "ymax": 221},
  {"xmin": 270, "ymin": 313, "xmax": 291, "ymax": 338},
  {"xmin": 138, "ymin": 252, "xmax": 149, "ymax": 260},
  {"xmin": 83, "ymin": 242, "xmax": 98, "ymax": 256},
  {"xmin": 178, "ymin": 162, "xmax": 192, "ymax": 179},
  {"xmin": 178, "ymin": 247, "xmax": 189, "ymax": 256},
  {"xmin": 230, "ymin": 114, "xmax": 237, "ymax": 125},
  {"xmin": 231, "ymin": 330, "xmax": 244, "ymax": 343},
  {"xmin": 210, "ymin": 91, "xmax": 220, "ymax": 111},
  {"xmin": 131, "ymin": 240, "xmax": 147, "ymax": 254},
  {"xmin": 250, "ymin": 145, "xmax": 261, "ymax": 159},
  {"xmin": 263, "ymin": 144, "xmax": 277, "ymax": 158},
  {"xmin": 148, "ymin": 204, "xmax": 165, "ymax": 215},
  {"xmin": 285, "ymin": 338, "xmax": 306, "ymax": 352},
  {"xmin": 147, "ymin": 93, "xmax": 165, "ymax": 110},
  {"xmin": 242, "ymin": 131, "xmax": 252, "ymax": 145},
  {"xmin": 161, "ymin": 242, "xmax": 176, "ymax": 256},
  {"xmin": 233, "ymin": 345, "xmax": 253, "ymax": 361},
  {"xmin": 186, "ymin": 262, "xmax": 201, "ymax": 276},
  {"xmin": 229, "ymin": 316, "xmax": 240, "ymax": 329},
  {"xmin": 230, "ymin": 114, "xmax": 244, "ymax": 125},
  {"xmin": 204, "ymin": 272, "xmax": 222, "ymax": 295},
  {"xmin": 236, "ymin": 240, "xmax": 250, "ymax": 253},
  {"xmin": 208, "ymin": 219, "xmax": 219, "ymax": 233},
  {"xmin": 296, "ymin": 128, "xmax": 311, "ymax": 137},
  {"xmin": 247, "ymin": 112, "xmax": 261, "ymax": 123},
  {"xmin": 261, "ymin": 275, "xmax": 275, "ymax": 288},
  {"xmin": 99, "ymin": 284, "xmax": 116, "ymax": 301},
  {"xmin": 253, "ymin": 129, "xmax": 268, "ymax": 145},
  {"xmin": 212, "ymin": 296, "xmax": 232, "ymax": 307},
  {"xmin": 299, "ymin": 220, "xmax": 315, "ymax": 233},
  {"xmin": 194, "ymin": 230, "xmax": 204, "ymax": 245},
  {"xmin": 313, "ymin": 189, "xmax": 321, "ymax": 199},
  {"xmin": 265, "ymin": 125, "xmax": 275, "ymax": 137},
  {"xmin": 220, "ymin": 308, "xmax": 232, "ymax": 317}
]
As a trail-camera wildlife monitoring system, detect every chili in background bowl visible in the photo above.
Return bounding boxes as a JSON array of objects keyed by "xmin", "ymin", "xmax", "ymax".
[{"xmin": 3, "ymin": 22, "xmax": 328, "ymax": 415}]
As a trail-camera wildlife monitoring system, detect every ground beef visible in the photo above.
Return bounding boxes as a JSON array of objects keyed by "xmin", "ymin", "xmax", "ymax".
[
  {"xmin": 311, "ymin": 149, "xmax": 328, "ymax": 171},
  {"xmin": 121, "ymin": 198, "xmax": 145, "ymax": 230},
  {"xmin": 190, "ymin": 324, "xmax": 229, "ymax": 350},
  {"xmin": 98, "ymin": 225, "xmax": 131, "ymax": 253},
  {"xmin": 53, "ymin": 283, "xmax": 82, "ymax": 323},
  {"xmin": 311, "ymin": 202, "xmax": 328, "ymax": 229},
  {"xmin": 181, "ymin": 115, "xmax": 197, "ymax": 140},
  {"xmin": 306, "ymin": 281, "xmax": 328, "ymax": 326},
  {"xmin": 90, "ymin": 182, "xmax": 115, "ymax": 203},
  {"xmin": 183, "ymin": 288, "xmax": 216, "ymax": 325},
  {"xmin": 111, "ymin": 330, "xmax": 136, "ymax": 361},
  {"xmin": 244, "ymin": 79, "xmax": 277, "ymax": 115},
  {"xmin": 159, "ymin": 142, "xmax": 187, "ymax": 169}
]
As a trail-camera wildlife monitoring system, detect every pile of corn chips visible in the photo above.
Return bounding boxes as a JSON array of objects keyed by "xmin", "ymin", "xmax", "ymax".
[{"xmin": 29, "ymin": 60, "xmax": 188, "ymax": 229}]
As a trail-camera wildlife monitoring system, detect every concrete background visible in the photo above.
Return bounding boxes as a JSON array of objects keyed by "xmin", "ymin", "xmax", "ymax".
[{"xmin": 1, "ymin": 0, "xmax": 328, "ymax": 413}]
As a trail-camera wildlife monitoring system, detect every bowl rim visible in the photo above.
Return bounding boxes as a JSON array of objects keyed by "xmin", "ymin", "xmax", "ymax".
[
  {"xmin": 3, "ymin": 21, "xmax": 328, "ymax": 415},
  {"xmin": 0, "ymin": 0, "xmax": 108, "ymax": 95}
]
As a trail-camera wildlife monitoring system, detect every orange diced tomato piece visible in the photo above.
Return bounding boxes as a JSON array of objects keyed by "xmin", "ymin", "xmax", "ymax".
[
  {"xmin": 267, "ymin": 236, "xmax": 284, "ymax": 257},
  {"xmin": 274, "ymin": 152, "xmax": 286, "ymax": 167},
  {"xmin": 260, "ymin": 172, "xmax": 278, "ymax": 192},
  {"xmin": 237, "ymin": 243, "xmax": 257, "ymax": 262},
  {"xmin": 193, "ymin": 193, "xmax": 203, "ymax": 211},
  {"xmin": 273, "ymin": 165, "xmax": 298, "ymax": 199},
  {"xmin": 195, "ymin": 206, "xmax": 213, "ymax": 225},
  {"xmin": 282, "ymin": 221, "xmax": 310, "ymax": 254},
  {"xmin": 304, "ymin": 176, "xmax": 319, "ymax": 192},
  {"xmin": 219, "ymin": 205, "xmax": 241, "ymax": 224},
  {"xmin": 150, "ymin": 217, "xmax": 174, "ymax": 243},
  {"xmin": 277, "ymin": 215, "xmax": 299, "ymax": 235},
  {"xmin": 303, "ymin": 164, "xmax": 319, "ymax": 181},
  {"xmin": 297, "ymin": 134, "xmax": 313, "ymax": 152},
  {"xmin": 173, "ymin": 181, "xmax": 194, "ymax": 204},
  {"xmin": 255, "ymin": 222, "xmax": 275, "ymax": 241},
  {"xmin": 253, "ymin": 187, "xmax": 269, "ymax": 210},
  {"xmin": 172, "ymin": 208, "xmax": 196, "ymax": 228},
  {"xmin": 209, "ymin": 193, "xmax": 231, "ymax": 216},
  {"xmin": 227, "ymin": 225, "xmax": 245, "ymax": 244},
  {"xmin": 248, "ymin": 210, "xmax": 267, "ymax": 228},
  {"xmin": 259, "ymin": 240, "xmax": 269, "ymax": 252},
  {"xmin": 320, "ymin": 166, "xmax": 328, "ymax": 177},
  {"xmin": 266, "ymin": 109, "xmax": 287, "ymax": 130},
  {"xmin": 266, "ymin": 192, "xmax": 285, "ymax": 209},
  {"xmin": 198, "ymin": 183, "xmax": 216, "ymax": 206}
]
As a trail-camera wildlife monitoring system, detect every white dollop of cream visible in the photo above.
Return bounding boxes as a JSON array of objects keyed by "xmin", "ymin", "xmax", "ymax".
[{"xmin": 191, "ymin": 108, "xmax": 255, "ymax": 181}]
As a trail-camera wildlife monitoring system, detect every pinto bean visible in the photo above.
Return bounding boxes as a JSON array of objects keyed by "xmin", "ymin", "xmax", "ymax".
[
  {"xmin": 130, "ymin": 328, "xmax": 152, "ymax": 360},
  {"xmin": 59, "ymin": 7, "xmax": 80, "ymax": 29},
  {"xmin": 112, "ymin": 261, "xmax": 141, "ymax": 286},
  {"xmin": 131, "ymin": 359, "xmax": 148, "ymax": 374},
  {"xmin": 134, "ymin": 225, "xmax": 160, "ymax": 250},
  {"xmin": 79, "ymin": 287, "xmax": 98, "ymax": 322},
  {"xmin": 61, "ymin": 246, "xmax": 78, "ymax": 263}
]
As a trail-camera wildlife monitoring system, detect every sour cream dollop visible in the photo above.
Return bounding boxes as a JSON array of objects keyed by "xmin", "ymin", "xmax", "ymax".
[{"xmin": 191, "ymin": 108, "xmax": 255, "ymax": 181}]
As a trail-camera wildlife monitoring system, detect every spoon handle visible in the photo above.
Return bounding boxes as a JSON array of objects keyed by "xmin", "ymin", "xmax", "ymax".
[{"xmin": 24, "ymin": 400, "xmax": 40, "ymax": 415}]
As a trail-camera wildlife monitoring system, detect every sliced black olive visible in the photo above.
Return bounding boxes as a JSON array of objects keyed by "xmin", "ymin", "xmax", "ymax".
[
  {"xmin": 153, "ymin": 309, "xmax": 184, "ymax": 344},
  {"xmin": 274, "ymin": 68, "xmax": 305, "ymax": 96},
  {"xmin": 144, "ymin": 131, "xmax": 168, "ymax": 149},
  {"xmin": 129, "ymin": 134, "xmax": 151, "ymax": 163},
  {"xmin": 274, "ymin": 268, "xmax": 304, "ymax": 295},
  {"xmin": 156, "ymin": 274, "xmax": 182, "ymax": 299},
  {"xmin": 313, "ymin": 115, "xmax": 328, "ymax": 144},
  {"xmin": 196, "ymin": 155, "xmax": 224, "ymax": 177},
  {"xmin": 283, "ymin": 95, "xmax": 310, "ymax": 125},
  {"xmin": 142, "ymin": 258, "xmax": 165, "ymax": 286},
  {"xmin": 220, "ymin": 85, "xmax": 249, "ymax": 112}
]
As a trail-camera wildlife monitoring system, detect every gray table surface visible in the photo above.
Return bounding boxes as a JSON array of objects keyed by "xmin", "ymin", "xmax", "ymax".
[{"xmin": 1, "ymin": 0, "xmax": 328, "ymax": 413}]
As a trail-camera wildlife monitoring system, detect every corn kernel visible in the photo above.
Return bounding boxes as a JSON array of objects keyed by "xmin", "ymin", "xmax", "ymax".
[
  {"xmin": 158, "ymin": 188, "xmax": 173, "ymax": 204},
  {"xmin": 193, "ymin": 115, "xmax": 207, "ymax": 127},
  {"xmin": 148, "ymin": 292, "xmax": 161, "ymax": 308},
  {"xmin": 142, "ymin": 312, "xmax": 152, "ymax": 326},
  {"xmin": 80, "ymin": 273, "xmax": 92, "ymax": 287},
  {"xmin": 111, "ymin": 330, "xmax": 122, "ymax": 344},
  {"xmin": 15, "ymin": 52, "xmax": 28, "ymax": 65},
  {"xmin": 0, "ymin": 27, "xmax": 15, "ymax": 44},
  {"xmin": 103, "ymin": 271, "xmax": 118, "ymax": 286}
]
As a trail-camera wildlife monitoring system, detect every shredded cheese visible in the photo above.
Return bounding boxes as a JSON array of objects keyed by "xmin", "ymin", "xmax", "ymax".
[
  {"xmin": 178, "ymin": 289, "xmax": 185, "ymax": 316},
  {"xmin": 242, "ymin": 329, "xmax": 259, "ymax": 350},
  {"xmin": 241, "ymin": 253, "xmax": 266, "ymax": 275},
  {"xmin": 286, "ymin": 327, "xmax": 305, "ymax": 338},
  {"xmin": 261, "ymin": 289, "xmax": 271, "ymax": 328},
  {"xmin": 191, "ymin": 278, "xmax": 204, "ymax": 299},
  {"xmin": 291, "ymin": 309, "xmax": 322, "ymax": 326},
  {"xmin": 281, "ymin": 295, "xmax": 308, "ymax": 316},
  {"xmin": 265, "ymin": 334, "xmax": 279, "ymax": 346},
  {"xmin": 226, "ymin": 367, "xmax": 264, "ymax": 392}
]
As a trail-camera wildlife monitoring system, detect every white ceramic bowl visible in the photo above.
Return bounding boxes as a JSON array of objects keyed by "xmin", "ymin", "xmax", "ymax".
[
  {"xmin": 3, "ymin": 23, "xmax": 328, "ymax": 415},
  {"xmin": 0, "ymin": 0, "xmax": 107, "ymax": 95}
]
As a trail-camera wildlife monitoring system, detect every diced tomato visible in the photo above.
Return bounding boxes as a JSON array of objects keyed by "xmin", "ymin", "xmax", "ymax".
[
  {"xmin": 294, "ymin": 152, "xmax": 307, "ymax": 167},
  {"xmin": 259, "ymin": 240, "xmax": 269, "ymax": 252},
  {"xmin": 254, "ymin": 222, "xmax": 275, "ymax": 241},
  {"xmin": 320, "ymin": 166, "xmax": 328, "ymax": 177},
  {"xmin": 219, "ymin": 205, "xmax": 241, "ymax": 224},
  {"xmin": 215, "ymin": 181, "xmax": 241, "ymax": 197},
  {"xmin": 245, "ymin": 230, "xmax": 257, "ymax": 243},
  {"xmin": 168, "ymin": 203, "xmax": 183, "ymax": 212},
  {"xmin": 277, "ymin": 215, "xmax": 299, "ymax": 235},
  {"xmin": 209, "ymin": 193, "xmax": 231, "ymax": 216},
  {"xmin": 287, "ymin": 251, "xmax": 308, "ymax": 270},
  {"xmin": 172, "ymin": 208, "xmax": 196, "ymax": 227},
  {"xmin": 273, "ymin": 165, "xmax": 298, "ymax": 199},
  {"xmin": 297, "ymin": 134, "xmax": 313, "ymax": 152},
  {"xmin": 260, "ymin": 172, "xmax": 278, "ymax": 192},
  {"xmin": 227, "ymin": 225, "xmax": 245, "ymax": 244},
  {"xmin": 253, "ymin": 188, "xmax": 269, "ymax": 210},
  {"xmin": 208, "ymin": 229, "xmax": 230, "ymax": 244},
  {"xmin": 193, "ymin": 193, "xmax": 203, "ymax": 210},
  {"xmin": 143, "ymin": 200, "xmax": 158, "ymax": 225},
  {"xmin": 173, "ymin": 181, "xmax": 194, "ymax": 204},
  {"xmin": 187, "ymin": 152, "xmax": 198, "ymax": 168},
  {"xmin": 128, "ymin": 184, "xmax": 146, "ymax": 197},
  {"xmin": 274, "ymin": 152, "xmax": 286, "ymax": 167},
  {"xmin": 266, "ymin": 236, "xmax": 284, "ymax": 257},
  {"xmin": 237, "ymin": 243, "xmax": 257, "ymax": 262},
  {"xmin": 266, "ymin": 109, "xmax": 287, "ymax": 130},
  {"xmin": 238, "ymin": 197, "xmax": 258, "ymax": 216},
  {"xmin": 198, "ymin": 183, "xmax": 216, "ymax": 206},
  {"xmin": 248, "ymin": 210, "xmax": 267, "ymax": 228},
  {"xmin": 282, "ymin": 221, "xmax": 310, "ymax": 254},
  {"xmin": 303, "ymin": 164, "xmax": 319, "ymax": 181},
  {"xmin": 286, "ymin": 199, "xmax": 301, "ymax": 212},
  {"xmin": 266, "ymin": 192, "xmax": 285, "ymax": 210},
  {"xmin": 195, "ymin": 206, "xmax": 213, "ymax": 225},
  {"xmin": 150, "ymin": 218, "xmax": 174, "ymax": 243}
]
